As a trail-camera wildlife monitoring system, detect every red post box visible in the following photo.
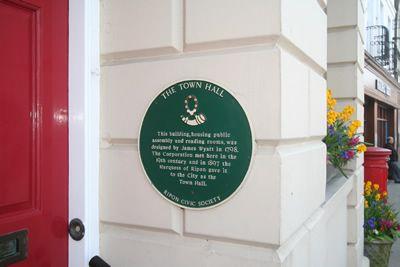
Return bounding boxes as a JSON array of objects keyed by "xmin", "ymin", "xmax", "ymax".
[{"xmin": 364, "ymin": 147, "xmax": 392, "ymax": 193}]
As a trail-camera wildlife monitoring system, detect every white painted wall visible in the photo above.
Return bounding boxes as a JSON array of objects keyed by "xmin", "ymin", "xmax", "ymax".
[{"xmin": 98, "ymin": 1, "xmax": 363, "ymax": 266}]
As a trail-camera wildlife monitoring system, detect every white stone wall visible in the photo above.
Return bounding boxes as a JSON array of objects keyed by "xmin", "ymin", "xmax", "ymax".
[
  {"xmin": 328, "ymin": 0, "xmax": 366, "ymax": 266},
  {"xmin": 99, "ymin": 1, "xmax": 358, "ymax": 266}
]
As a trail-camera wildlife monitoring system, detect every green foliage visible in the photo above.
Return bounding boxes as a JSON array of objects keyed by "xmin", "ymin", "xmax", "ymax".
[
  {"xmin": 324, "ymin": 90, "xmax": 366, "ymax": 175},
  {"xmin": 364, "ymin": 182, "xmax": 400, "ymax": 242}
]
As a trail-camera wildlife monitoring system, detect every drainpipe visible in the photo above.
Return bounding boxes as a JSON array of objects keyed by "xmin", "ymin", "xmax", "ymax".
[{"xmin": 394, "ymin": 0, "xmax": 399, "ymax": 79}]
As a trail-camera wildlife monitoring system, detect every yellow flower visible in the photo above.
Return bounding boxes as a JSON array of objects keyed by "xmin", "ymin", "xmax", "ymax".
[
  {"xmin": 357, "ymin": 144, "xmax": 367, "ymax": 153},
  {"xmin": 365, "ymin": 181, "xmax": 372, "ymax": 195},
  {"xmin": 373, "ymin": 184, "xmax": 379, "ymax": 190},
  {"xmin": 339, "ymin": 105, "xmax": 354, "ymax": 121},
  {"xmin": 327, "ymin": 89, "xmax": 332, "ymax": 98},
  {"xmin": 347, "ymin": 127, "xmax": 356, "ymax": 137},
  {"xmin": 383, "ymin": 191, "xmax": 388, "ymax": 197},
  {"xmin": 347, "ymin": 120, "xmax": 362, "ymax": 137},
  {"xmin": 327, "ymin": 89, "xmax": 337, "ymax": 110},
  {"xmin": 328, "ymin": 100, "xmax": 336, "ymax": 110},
  {"xmin": 365, "ymin": 189, "xmax": 371, "ymax": 196},
  {"xmin": 375, "ymin": 193, "xmax": 381, "ymax": 201},
  {"xmin": 327, "ymin": 110, "xmax": 339, "ymax": 125},
  {"xmin": 364, "ymin": 200, "xmax": 369, "ymax": 208}
]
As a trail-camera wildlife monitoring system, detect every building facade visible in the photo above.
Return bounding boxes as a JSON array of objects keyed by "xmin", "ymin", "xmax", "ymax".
[
  {"xmin": 364, "ymin": 0, "xmax": 400, "ymax": 148},
  {"xmin": 0, "ymin": 0, "xmax": 372, "ymax": 266},
  {"xmin": 99, "ymin": 0, "xmax": 367, "ymax": 266}
]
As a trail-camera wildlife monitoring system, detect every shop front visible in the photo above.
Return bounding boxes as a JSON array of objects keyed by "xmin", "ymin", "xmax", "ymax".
[{"xmin": 364, "ymin": 55, "xmax": 400, "ymax": 149}]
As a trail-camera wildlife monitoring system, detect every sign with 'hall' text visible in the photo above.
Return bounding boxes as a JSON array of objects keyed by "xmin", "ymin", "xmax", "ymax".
[{"xmin": 139, "ymin": 80, "xmax": 253, "ymax": 209}]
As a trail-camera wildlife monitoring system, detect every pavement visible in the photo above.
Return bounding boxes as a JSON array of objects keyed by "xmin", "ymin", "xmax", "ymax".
[{"xmin": 388, "ymin": 180, "xmax": 400, "ymax": 267}]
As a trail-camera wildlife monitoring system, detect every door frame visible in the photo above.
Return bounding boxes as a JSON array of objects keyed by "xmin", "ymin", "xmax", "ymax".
[{"xmin": 69, "ymin": 0, "xmax": 100, "ymax": 265}]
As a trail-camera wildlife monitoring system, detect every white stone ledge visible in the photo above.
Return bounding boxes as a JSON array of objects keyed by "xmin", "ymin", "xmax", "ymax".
[
  {"xmin": 275, "ymin": 225, "xmax": 309, "ymax": 263},
  {"xmin": 185, "ymin": 0, "xmax": 326, "ymax": 70},
  {"xmin": 101, "ymin": 46, "xmax": 182, "ymax": 66},
  {"xmin": 183, "ymin": 35, "xmax": 280, "ymax": 52},
  {"xmin": 183, "ymin": 35, "xmax": 328, "ymax": 76},
  {"xmin": 277, "ymin": 37, "xmax": 326, "ymax": 76},
  {"xmin": 328, "ymin": 61, "xmax": 364, "ymax": 74},
  {"xmin": 276, "ymin": 208, "xmax": 324, "ymax": 263},
  {"xmin": 101, "ymin": 37, "xmax": 327, "ymax": 78},
  {"xmin": 324, "ymin": 175, "xmax": 353, "ymax": 211},
  {"xmin": 345, "ymin": 155, "xmax": 365, "ymax": 173},
  {"xmin": 328, "ymin": 26, "xmax": 365, "ymax": 46},
  {"xmin": 100, "ymin": 223, "xmax": 282, "ymax": 266},
  {"xmin": 101, "ymin": 41, "xmax": 277, "ymax": 67},
  {"xmin": 328, "ymin": 25, "xmax": 356, "ymax": 32}
]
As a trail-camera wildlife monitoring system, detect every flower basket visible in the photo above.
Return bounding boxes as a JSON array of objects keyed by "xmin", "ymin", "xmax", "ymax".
[
  {"xmin": 326, "ymin": 162, "xmax": 342, "ymax": 182},
  {"xmin": 324, "ymin": 90, "xmax": 367, "ymax": 181},
  {"xmin": 364, "ymin": 239, "xmax": 393, "ymax": 267},
  {"xmin": 364, "ymin": 181, "xmax": 400, "ymax": 267}
]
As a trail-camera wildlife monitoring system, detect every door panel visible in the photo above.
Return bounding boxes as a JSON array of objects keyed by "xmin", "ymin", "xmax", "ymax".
[
  {"xmin": 0, "ymin": 0, "xmax": 68, "ymax": 266},
  {"xmin": 0, "ymin": 0, "xmax": 38, "ymax": 218}
]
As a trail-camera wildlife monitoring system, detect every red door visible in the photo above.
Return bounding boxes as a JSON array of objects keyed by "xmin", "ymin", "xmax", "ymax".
[{"xmin": 0, "ymin": 0, "xmax": 68, "ymax": 266}]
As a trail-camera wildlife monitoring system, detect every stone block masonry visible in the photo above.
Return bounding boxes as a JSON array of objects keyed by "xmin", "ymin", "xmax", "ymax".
[
  {"xmin": 327, "ymin": 0, "xmax": 366, "ymax": 266},
  {"xmin": 98, "ymin": 1, "xmax": 358, "ymax": 266}
]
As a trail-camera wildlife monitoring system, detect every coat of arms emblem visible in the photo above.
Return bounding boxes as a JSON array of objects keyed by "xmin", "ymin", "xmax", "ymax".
[{"xmin": 181, "ymin": 95, "xmax": 206, "ymax": 126}]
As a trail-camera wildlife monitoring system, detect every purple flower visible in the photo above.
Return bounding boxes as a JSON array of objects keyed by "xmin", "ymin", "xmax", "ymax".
[
  {"xmin": 380, "ymin": 219, "xmax": 394, "ymax": 230},
  {"xmin": 328, "ymin": 126, "xmax": 335, "ymax": 136},
  {"xmin": 348, "ymin": 137, "xmax": 360, "ymax": 146},
  {"xmin": 340, "ymin": 150, "xmax": 355, "ymax": 160},
  {"xmin": 341, "ymin": 151, "xmax": 350, "ymax": 159},
  {"xmin": 367, "ymin": 218, "xmax": 376, "ymax": 229}
]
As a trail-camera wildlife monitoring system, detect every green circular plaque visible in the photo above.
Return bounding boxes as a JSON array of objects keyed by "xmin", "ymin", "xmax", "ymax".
[{"xmin": 139, "ymin": 80, "xmax": 253, "ymax": 209}]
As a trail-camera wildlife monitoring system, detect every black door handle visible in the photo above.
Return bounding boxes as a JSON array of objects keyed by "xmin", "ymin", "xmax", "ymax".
[
  {"xmin": 89, "ymin": 255, "xmax": 111, "ymax": 267},
  {"xmin": 68, "ymin": 218, "xmax": 85, "ymax": 241}
]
